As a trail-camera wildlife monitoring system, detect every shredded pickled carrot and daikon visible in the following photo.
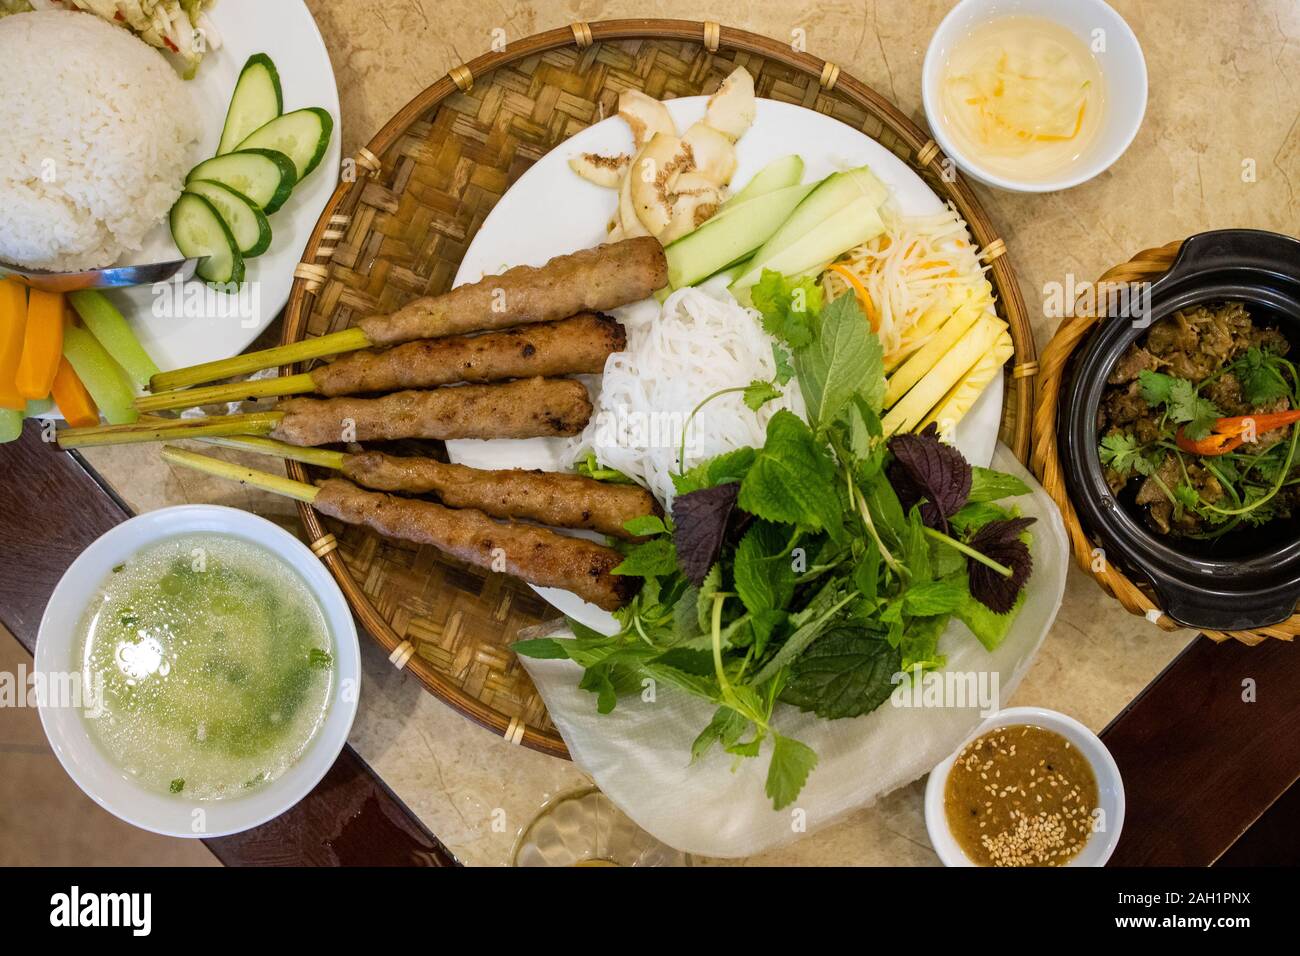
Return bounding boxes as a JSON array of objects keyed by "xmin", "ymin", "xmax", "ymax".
[{"xmin": 820, "ymin": 204, "xmax": 998, "ymax": 362}]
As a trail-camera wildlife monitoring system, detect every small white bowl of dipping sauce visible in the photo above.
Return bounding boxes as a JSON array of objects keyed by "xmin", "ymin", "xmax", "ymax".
[
  {"xmin": 36, "ymin": 505, "xmax": 360, "ymax": 839},
  {"xmin": 924, "ymin": 706, "xmax": 1125, "ymax": 866},
  {"xmin": 922, "ymin": 0, "xmax": 1147, "ymax": 192}
]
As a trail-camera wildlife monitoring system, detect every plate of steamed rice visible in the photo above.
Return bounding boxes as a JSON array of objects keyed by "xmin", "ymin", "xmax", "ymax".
[
  {"xmin": 445, "ymin": 91, "xmax": 1010, "ymax": 633},
  {"xmin": 0, "ymin": 1, "xmax": 340, "ymax": 393}
]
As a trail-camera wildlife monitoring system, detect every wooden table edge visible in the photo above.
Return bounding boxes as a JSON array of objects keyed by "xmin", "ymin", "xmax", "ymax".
[
  {"xmin": 0, "ymin": 424, "xmax": 457, "ymax": 867},
  {"xmin": 4, "ymin": 423, "xmax": 1298, "ymax": 866}
]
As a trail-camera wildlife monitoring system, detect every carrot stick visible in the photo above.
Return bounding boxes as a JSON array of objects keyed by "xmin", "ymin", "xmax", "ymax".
[
  {"xmin": 0, "ymin": 280, "xmax": 27, "ymax": 410},
  {"xmin": 15, "ymin": 290, "xmax": 64, "ymax": 400},
  {"xmin": 829, "ymin": 263, "xmax": 880, "ymax": 331},
  {"xmin": 50, "ymin": 357, "xmax": 99, "ymax": 428}
]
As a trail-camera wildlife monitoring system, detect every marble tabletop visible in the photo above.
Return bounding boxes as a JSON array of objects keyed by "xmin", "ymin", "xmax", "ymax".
[{"xmin": 81, "ymin": 0, "xmax": 1298, "ymax": 865}]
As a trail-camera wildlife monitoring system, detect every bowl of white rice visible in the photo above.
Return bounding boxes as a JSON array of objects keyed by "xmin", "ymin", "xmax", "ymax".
[{"xmin": 0, "ymin": 10, "xmax": 200, "ymax": 271}]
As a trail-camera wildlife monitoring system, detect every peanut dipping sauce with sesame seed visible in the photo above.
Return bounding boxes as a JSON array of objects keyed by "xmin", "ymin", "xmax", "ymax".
[{"xmin": 943, "ymin": 724, "xmax": 1099, "ymax": 867}]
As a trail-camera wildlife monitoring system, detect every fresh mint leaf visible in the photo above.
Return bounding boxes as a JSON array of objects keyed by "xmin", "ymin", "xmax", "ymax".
[
  {"xmin": 672, "ymin": 483, "xmax": 739, "ymax": 586},
  {"xmin": 738, "ymin": 411, "xmax": 842, "ymax": 533},
  {"xmin": 733, "ymin": 521, "xmax": 796, "ymax": 614},
  {"xmin": 753, "ymin": 579, "xmax": 853, "ymax": 683},
  {"xmin": 641, "ymin": 659, "xmax": 721, "ymax": 700},
  {"xmin": 612, "ymin": 537, "xmax": 678, "ymax": 578},
  {"xmin": 513, "ymin": 637, "xmax": 571, "ymax": 659},
  {"xmin": 651, "ymin": 646, "xmax": 715, "ymax": 677},
  {"xmin": 795, "ymin": 292, "xmax": 885, "ymax": 426},
  {"xmin": 751, "ymin": 270, "xmax": 823, "ymax": 348},
  {"xmin": 860, "ymin": 471, "xmax": 909, "ymax": 552},
  {"xmin": 779, "ymin": 626, "xmax": 900, "ymax": 719},
  {"xmin": 672, "ymin": 586, "xmax": 702, "ymax": 641},
  {"xmin": 853, "ymin": 538, "xmax": 881, "ymax": 603},
  {"xmin": 623, "ymin": 514, "xmax": 669, "ymax": 537},
  {"xmin": 673, "ymin": 447, "xmax": 758, "ymax": 496},
  {"xmin": 766, "ymin": 733, "xmax": 819, "ymax": 810},
  {"xmin": 968, "ymin": 466, "xmax": 1031, "ymax": 502},
  {"xmin": 901, "ymin": 507, "xmax": 932, "ymax": 582},
  {"xmin": 831, "ymin": 393, "xmax": 882, "ymax": 473},
  {"xmin": 579, "ymin": 665, "xmax": 620, "ymax": 714},
  {"xmin": 743, "ymin": 379, "xmax": 783, "ymax": 411}
]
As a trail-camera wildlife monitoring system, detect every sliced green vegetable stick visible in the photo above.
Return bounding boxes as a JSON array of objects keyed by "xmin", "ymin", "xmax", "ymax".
[
  {"xmin": 0, "ymin": 408, "xmax": 20, "ymax": 444},
  {"xmin": 61, "ymin": 324, "xmax": 138, "ymax": 425},
  {"xmin": 68, "ymin": 290, "xmax": 159, "ymax": 390}
]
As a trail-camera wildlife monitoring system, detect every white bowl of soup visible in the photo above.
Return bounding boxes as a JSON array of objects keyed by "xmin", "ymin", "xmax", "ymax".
[
  {"xmin": 924, "ymin": 706, "xmax": 1124, "ymax": 866},
  {"xmin": 922, "ymin": 0, "xmax": 1147, "ymax": 192},
  {"xmin": 36, "ymin": 505, "xmax": 360, "ymax": 838}
]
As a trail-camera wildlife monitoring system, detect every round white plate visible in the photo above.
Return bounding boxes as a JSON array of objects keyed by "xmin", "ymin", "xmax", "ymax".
[
  {"xmin": 94, "ymin": 0, "xmax": 341, "ymax": 386},
  {"xmin": 447, "ymin": 97, "xmax": 1003, "ymax": 632}
]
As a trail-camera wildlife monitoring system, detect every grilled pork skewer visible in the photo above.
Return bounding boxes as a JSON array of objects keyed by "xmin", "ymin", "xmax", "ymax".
[
  {"xmin": 58, "ymin": 377, "xmax": 592, "ymax": 449},
  {"xmin": 198, "ymin": 435, "xmax": 662, "ymax": 541},
  {"xmin": 160, "ymin": 447, "xmax": 639, "ymax": 611},
  {"xmin": 138, "ymin": 313, "xmax": 626, "ymax": 413},
  {"xmin": 149, "ymin": 237, "xmax": 667, "ymax": 392}
]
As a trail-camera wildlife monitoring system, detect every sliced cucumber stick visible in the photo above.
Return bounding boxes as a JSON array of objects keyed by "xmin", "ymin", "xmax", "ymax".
[
  {"xmin": 67, "ymin": 290, "xmax": 160, "ymax": 390},
  {"xmin": 185, "ymin": 180, "xmax": 272, "ymax": 257},
  {"xmin": 170, "ymin": 193, "xmax": 245, "ymax": 286},
  {"xmin": 722, "ymin": 155, "xmax": 805, "ymax": 210},
  {"xmin": 235, "ymin": 108, "xmax": 333, "ymax": 182},
  {"xmin": 217, "ymin": 53, "xmax": 283, "ymax": 156},
  {"xmin": 62, "ymin": 325, "xmax": 138, "ymax": 425},
  {"xmin": 186, "ymin": 149, "xmax": 296, "ymax": 214}
]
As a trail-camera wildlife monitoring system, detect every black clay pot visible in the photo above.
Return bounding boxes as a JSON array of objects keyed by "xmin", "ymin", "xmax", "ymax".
[{"xmin": 1060, "ymin": 229, "xmax": 1300, "ymax": 630}]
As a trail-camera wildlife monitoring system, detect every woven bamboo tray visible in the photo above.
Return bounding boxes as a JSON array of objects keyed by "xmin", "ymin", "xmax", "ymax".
[
  {"xmin": 279, "ymin": 19, "xmax": 1040, "ymax": 756},
  {"xmin": 1032, "ymin": 239, "xmax": 1294, "ymax": 646}
]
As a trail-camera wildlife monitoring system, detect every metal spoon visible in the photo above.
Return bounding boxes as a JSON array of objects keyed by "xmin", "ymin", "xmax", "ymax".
[{"xmin": 0, "ymin": 257, "xmax": 202, "ymax": 293}]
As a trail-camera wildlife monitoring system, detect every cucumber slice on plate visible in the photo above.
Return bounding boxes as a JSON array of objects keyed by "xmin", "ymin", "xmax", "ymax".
[
  {"xmin": 170, "ymin": 193, "xmax": 245, "ymax": 286},
  {"xmin": 216, "ymin": 53, "xmax": 283, "ymax": 156},
  {"xmin": 185, "ymin": 180, "xmax": 273, "ymax": 257},
  {"xmin": 185, "ymin": 149, "xmax": 297, "ymax": 214},
  {"xmin": 234, "ymin": 108, "xmax": 334, "ymax": 182}
]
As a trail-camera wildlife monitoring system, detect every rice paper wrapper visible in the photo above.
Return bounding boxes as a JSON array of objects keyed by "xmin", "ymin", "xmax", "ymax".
[{"xmin": 518, "ymin": 445, "xmax": 1068, "ymax": 858}]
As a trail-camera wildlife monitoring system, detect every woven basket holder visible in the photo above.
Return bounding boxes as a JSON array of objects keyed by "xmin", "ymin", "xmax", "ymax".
[
  {"xmin": 1032, "ymin": 239, "xmax": 1295, "ymax": 645},
  {"xmin": 279, "ymin": 20, "xmax": 1042, "ymax": 756}
]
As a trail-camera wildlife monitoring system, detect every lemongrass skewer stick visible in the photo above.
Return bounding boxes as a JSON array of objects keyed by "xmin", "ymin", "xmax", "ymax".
[
  {"xmin": 196, "ymin": 434, "xmax": 347, "ymax": 470},
  {"xmin": 137, "ymin": 373, "xmax": 317, "ymax": 412},
  {"xmin": 58, "ymin": 411, "xmax": 284, "ymax": 449},
  {"xmin": 149, "ymin": 328, "xmax": 371, "ymax": 393},
  {"xmin": 160, "ymin": 446, "xmax": 320, "ymax": 503}
]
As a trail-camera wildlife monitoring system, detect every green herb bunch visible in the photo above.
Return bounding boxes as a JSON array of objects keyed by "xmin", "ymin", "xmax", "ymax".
[{"xmin": 517, "ymin": 273, "xmax": 1036, "ymax": 809}]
